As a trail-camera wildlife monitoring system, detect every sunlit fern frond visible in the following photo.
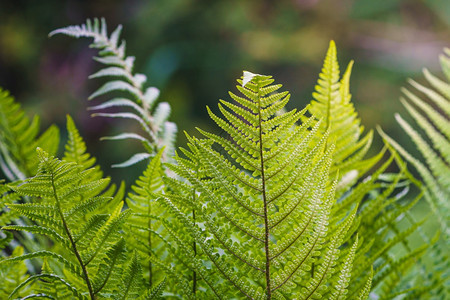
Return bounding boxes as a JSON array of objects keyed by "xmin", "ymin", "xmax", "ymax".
[
  {"xmin": 348, "ymin": 171, "xmax": 431, "ymax": 299},
  {"xmin": 305, "ymin": 42, "xmax": 431, "ymax": 299},
  {"xmin": 307, "ymin": 41, "xmax": 377, "ymax": 194},
  {"xmin": 124, "ymin": 148, "xmax": 169, "ymax": 289},
  {"xmin": 0, "ymin": 88, "xmax": 59, "ymax": 181},
  {"xmin": 161, "ymin": 71, "xmax": 374, "ymax": 299},
  {"xmin": 378, "ymin": 48, "xmax": 450, "ymax": 299},
  {"xmin": 50, "ymin": 18, "xmax": 177, "ymax": 167},
  {"xmin": 379, "ymin": 49, "xmax": 449, "ymax": 232},
  {"xmin": 0, "ymin": 246, "xmax": 35, "ymax": 299},
  {"xmin": 0, "ymin": 182, "xmax": 20, "ymax": 227},
  {"xmin": 0, "ymin": 89, "xmax": 61, "ymax": 259},
  {"xmin": 63, "ymin": 115, "xmax": 125, "ymax": 215},
  {"xmin": 0, "ymin": 148, "xmax": 137, "ymax": 299}
]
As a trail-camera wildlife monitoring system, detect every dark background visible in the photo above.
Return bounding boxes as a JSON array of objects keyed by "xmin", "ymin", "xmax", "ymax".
[{"xmin": 0, "ymin": 0, "xmax": 449, "ymax": 183}]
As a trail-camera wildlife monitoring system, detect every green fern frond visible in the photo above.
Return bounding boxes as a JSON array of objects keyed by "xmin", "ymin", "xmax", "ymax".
[
  {"xmin": 64, "ymin": 115, "xmax": 99, "ymax": 173},
  {"xmin": 144, "ymin": 277, "xmax": 165, "ymax": 299},
  {"xmin": 125, "ymin": 148, "xmax": 167, "ymax": 288},
  {"xmin": 378, "ymin": 47, "xmax": 450, "ymax": 298},
  {"xmin": 0, "ymin": 246, "xmax": 34, "ymax": 299},
  {"xmin": 9, "ymin": 273, "xmax": 86, "ymax": 300},
  {"xmin": 114, "ymin": 252, "xmax": 145, "ymax": 300},
  {"xmin": 50, "ymin": 18, "xmax": 177, "ymax": 166},
  {"xmin": 329, "ymin": 236, "xmax": 358, "ymax": 300},
  {"xmin": 0, "ymin": 88, "xmax": 59, "ymax": 181},
  {"xmin": 63, "ymin": 115, "xmax": 125, "ymax": 215},
  {"xmin": 1, "ymin": 148, "xmax": 133, "ymax": 299},
  {"xmin": 163, "ymin": 71, "xmax": 375, "ymax": 299},
  {"xmin": 357, "ymin": 267, "xmax": 373, "ymax": 300},
  {"xmin": 0, "ymin": 183, "xmax": 20, "ymax": 226},
  {"xmin": 307, "ymin": 41, "xmax": 376, "ymax": 192},
  {"xmin": 381, "ymin": 48, "xmax": 449, "ymax": 229}
]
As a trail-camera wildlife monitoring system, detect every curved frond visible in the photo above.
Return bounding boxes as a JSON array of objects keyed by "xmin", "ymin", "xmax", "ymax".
[
  {"xmin": 378, "ymin": 48, "xmax": 450, "ymax": 298},
  {"xmin": 0, "ymin": 88, "xmax": 59, "ymax": 181},
  {"xmin": 50, "ymin": 18, "xmax": 177, "ymax": 166}
]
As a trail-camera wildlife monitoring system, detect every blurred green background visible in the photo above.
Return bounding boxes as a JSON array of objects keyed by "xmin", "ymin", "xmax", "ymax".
[{"xmin": 0, "ymin": 0, "xmax": 449, "ymax": 183}]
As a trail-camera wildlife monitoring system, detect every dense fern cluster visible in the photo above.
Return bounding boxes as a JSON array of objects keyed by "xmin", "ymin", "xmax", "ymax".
[{"xmin": 0, "ymin": 19, "xmax": 448, "ymax": 299}]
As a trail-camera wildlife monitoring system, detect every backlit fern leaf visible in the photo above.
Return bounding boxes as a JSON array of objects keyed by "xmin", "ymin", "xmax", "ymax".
[
  {"xmin": 50, "ymin": 18, "xmax": 177, "ymax": 167},
  {"xmin": 307, "ymin": 41, "xmax": 376, "ymax": 193},
  {"xmin": 163, "ymin": 71, "xmax": 373, "ymax": 299},
  {"xmin": 0, "ymin": 89, "xmax": 60, "ymax": 258},
  {"xmin": 0, "ymin": 148, "xmax": 135, "ymax": 299},
  {"xmin": 0, "ymin": 246, "xmax": 35, "ymax": 299},
  {"xmin": 378, "ymin": 49, "xmax": 449, "ymax": 232},
  {"xmin": 0, "ymin": 88, "xmax": 59, "ymax": 181},
  {"xmin": 0, "ymin": 182, "xmax": 20, "ymax": 227},
  {"xmin": 305, "ymin": 42, "xmax": 430, "ymax": 299},
  {"xmin": 378, "ymin": 48, "xmax": 450, "ymax": 299},
  {"xmin": 124, "ymin": 148, "xmax": 167, "ymax": 287},
  {"xmin": 63, "ymin": 115, "xmax": 125, "ymax": 214}
]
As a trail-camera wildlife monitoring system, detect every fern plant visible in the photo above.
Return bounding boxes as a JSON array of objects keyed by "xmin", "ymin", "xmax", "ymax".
[
  {"xmin": 0, "ymin": 18, "xmax": 445, "ymax": 300},
  {"xmin": 152, "ymin": 68, "xmax": 430, "ymax": 299},
  {"xmin": 0, "ymin": 88, "xmax": 59, "ymax": 181},
  {"xmin": 50, "ymin": 18, "xmax": 177, "ymax": 167},
  {"xmin": 306, "ymin": 41, "xmax": 377, "ymax": 189},
  {"xmin": 0, "ymin": 125, "xmax": 152, "ymax": 299},
  {"xmin": 379, "ymin": 48, "xmax": 449, "ymax": 232},
  {"xmin": 306, "ymin": 43, "xmax": 437, "ymax": 299},
  {"xmin": 379, "ymin": 48, "xmax": 450, "ymax": 299}
]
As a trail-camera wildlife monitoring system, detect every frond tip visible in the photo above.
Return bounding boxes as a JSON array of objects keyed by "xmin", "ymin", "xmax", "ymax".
[{"xmin": 50, "ymin": 18, "xmax": 177, "ymax": 166}]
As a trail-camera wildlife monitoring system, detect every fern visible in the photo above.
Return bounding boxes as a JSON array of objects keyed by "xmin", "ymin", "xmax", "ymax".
[
  {"xmin": 378, "ymin": 48, "xmax": 450, "ymax": 299},
  {"xmin": 306, "ymin": 41, "xmax": 376, "ymax": 193},
  {"xmin": 0, "ymin": 90, "xmax": 60, "ymax": 258},
  {"xmin": 379, "ymin": 49, "xmax": 450, "ymax": 232},
  {"xmin": 63, "ymin": 115, "xmax": 125, "ymax": 214},
  {"xmin": 49, "ymin": 18, "xmax": 177, "ymax": 167},
  {"xmin": 0, "ymin": 88, "xmax": 59, "ymax": 181},
  {"xmin": 0, "ymin": 19, "xmax": 443, "ymax": 299},
  {"xmin": 0, "ymin": 246, "xmax": 35, "ymax": 298},
  {"xmin": 124, "ymin": 148, "xmax": 166, "ymax": 287},
  {"xmin": 2, "ymin": 149, "xmax": 142, "ymax": 299},
  {"xmin": 160, "ymin": 71, "xmax": 372, "ymax": 298},
  {"xmin": 306, "ymin": 42, "xmax": 431, "ymax": 299}
]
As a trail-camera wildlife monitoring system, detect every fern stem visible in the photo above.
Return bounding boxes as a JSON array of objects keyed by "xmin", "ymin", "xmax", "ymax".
[
  {"xmin": 256, "ymin": 82, "xmax": 272, "ymax": 299},
  {"xmin": 51, "ymin": 172, "xmax": 95, "ymax": 299},
  {"xmin": 192, "ymin": 209, "xmax": 197, "ymax": 295},
  {"xmin": 192, "ymin": 163, "xmax": 198, "ymax": 295},
  {"xmin": 148, "ymin": 200, "xmax": 153, "ymax": 287}
]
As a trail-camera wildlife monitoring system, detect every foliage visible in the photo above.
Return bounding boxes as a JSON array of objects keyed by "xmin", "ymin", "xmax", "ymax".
[
  {"xmin": 0, "ymin": 19, "xmax": 446, "ymax": 299},
  {"xmin": 0, "ymin": 88, "xmax": 59, "ymax": 181},
  {"xmin": 379, "ymin": 47, "xmax": 450, "ymax": 299},
  {"xmin": 50, "ymin": 18, "xmax": 177, "ymax": 167}
]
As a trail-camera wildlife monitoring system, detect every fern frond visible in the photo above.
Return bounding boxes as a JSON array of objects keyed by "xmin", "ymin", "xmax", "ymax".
[
  {"xmin": 0, "ymin": 183, "xmax": 20, "ymax": 226},
  {"xmin": 9, "ymin": 273, "xmax": 86, "ymax": 300},
  {"xmin": 50, "ymin": 18, "xmax": 177, "ymax": 166},
  {"xmin": 329, "ymin": 236, "xmax": 358, "ymax": 300},
  {"xmin": 163, "ymin": 71, "xmax": 370, "ymax": 299},
  {"xmin": 357, "ymin": 267, "xmax": 373, "ymax": 300},
  {"xmin": 115, "ymin": 252, "xmax": 145, "ymax": 300},
  {"xmin": 0, "ymin": 88, "xmax": 59, "ymax": 181},
  {"xmin": 0, "ymin": 246, "xmax": 34, "ymax": 299},
  {"xmin": 306, "ymin": 41, "xmax": 377, "ymax": 193},
  {"xmin": 64, "ymin": 115, "xmax": 99, "ymax": 173},
  {"xmin": 378, "ymin": 47, "xmax": 450, "ymax": 298},
  {"xmin": 2, "ymin": 147, "xmax": 133, "ymax": 299},
  {"xmin": 125, "ymin": 148, "xmax": 166, "ymax": 287}
]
